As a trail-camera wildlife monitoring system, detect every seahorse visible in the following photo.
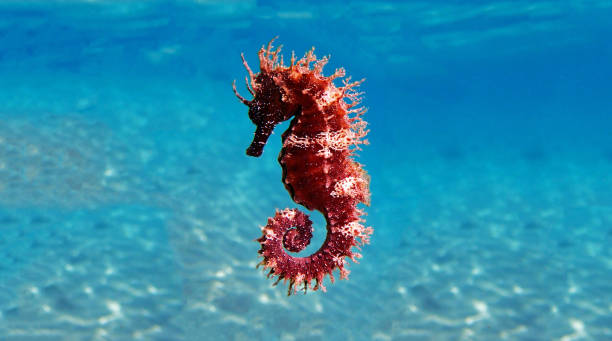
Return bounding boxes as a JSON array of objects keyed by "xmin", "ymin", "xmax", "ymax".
[{"xmin": 234, "ymin": 39, "xmax": 372, "ymax": 295}]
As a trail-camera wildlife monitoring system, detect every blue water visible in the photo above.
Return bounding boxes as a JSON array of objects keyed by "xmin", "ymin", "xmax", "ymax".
[{"xmin": 1, "ymin": 1, "xmax": 611, "ymax": 340}]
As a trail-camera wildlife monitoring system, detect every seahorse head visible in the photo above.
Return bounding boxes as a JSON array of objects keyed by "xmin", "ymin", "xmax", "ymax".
[{"xmin": 234, "ymin": 72, "xmax": 297, "ymax": 157}]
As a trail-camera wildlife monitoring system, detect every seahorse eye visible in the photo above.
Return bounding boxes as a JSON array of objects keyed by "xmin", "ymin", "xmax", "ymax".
[{"xmin": 247, "ymin": 103, "xmax": 267, "ymax": 125}]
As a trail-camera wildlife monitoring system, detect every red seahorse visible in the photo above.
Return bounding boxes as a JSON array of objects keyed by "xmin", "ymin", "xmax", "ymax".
[{"xmin": 234, "ymin": 39, "xmax": 372, "ymax": 295}]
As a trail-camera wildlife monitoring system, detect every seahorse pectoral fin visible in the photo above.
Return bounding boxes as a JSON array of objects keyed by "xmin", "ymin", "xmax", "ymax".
[{"xmin": 246, "ymin": 124, "xmax": 275, "ymax": 157}]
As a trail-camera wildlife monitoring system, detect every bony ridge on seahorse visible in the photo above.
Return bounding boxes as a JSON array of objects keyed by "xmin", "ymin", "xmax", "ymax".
[{"xmin": 234, "ymin": 38, "xmax": 372, "ymax": 295}]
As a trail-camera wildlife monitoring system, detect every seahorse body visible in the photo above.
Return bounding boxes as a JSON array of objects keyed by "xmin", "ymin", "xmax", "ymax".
[{"xmin": 234, "ymin": 39, "xmax": 372, "ymax": 295}]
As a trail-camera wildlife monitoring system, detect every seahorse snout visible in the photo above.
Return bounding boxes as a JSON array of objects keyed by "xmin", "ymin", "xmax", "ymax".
[{"xmin": 246, "ymin": 124, "xmax": 274, "ymax": 157}]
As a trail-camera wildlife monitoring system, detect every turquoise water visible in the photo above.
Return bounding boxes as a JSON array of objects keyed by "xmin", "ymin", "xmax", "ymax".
[{"xmin": 1, "ymin": 1, "xmax": 612, "ymax": 340}]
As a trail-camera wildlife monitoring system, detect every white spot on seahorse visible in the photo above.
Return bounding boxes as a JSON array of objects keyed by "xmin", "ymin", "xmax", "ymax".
[
  {"xmin": 317, "ymin": 146, "xmax": 333, "ymax": 158},
  {"xmin": 280, "ymin": 209, "xmax": 296, "ymax": 220},
  {"xmin": 263, "ymin": 227, "xmax": 277, "ymax": 240},
  {"xmin": 331, "ymin": 176, "xmax": 367, "ymax": 198},
  {"xmin": 318, "ymin": 86, "xmax": 343, "ymax": 108}
]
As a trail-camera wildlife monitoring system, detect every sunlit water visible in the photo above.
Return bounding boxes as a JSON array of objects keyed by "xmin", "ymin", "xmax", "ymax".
[{"xmin": 1, "ymin": 1, "xmax": 611, "ymax": 340}]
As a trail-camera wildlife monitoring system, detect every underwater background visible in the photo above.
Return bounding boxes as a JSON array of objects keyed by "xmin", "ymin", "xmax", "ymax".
[{"xmin": 1, "ymin": 0, "xmax": 611, "ymax": 340}]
